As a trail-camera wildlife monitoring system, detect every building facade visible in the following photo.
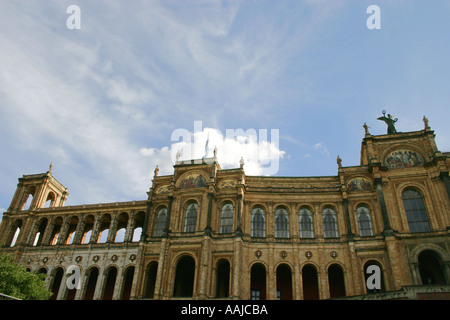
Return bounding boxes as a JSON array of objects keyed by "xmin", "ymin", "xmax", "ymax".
[{"xmin": 1, "ymin": 118, "xmax": 449, "ymax": 300}]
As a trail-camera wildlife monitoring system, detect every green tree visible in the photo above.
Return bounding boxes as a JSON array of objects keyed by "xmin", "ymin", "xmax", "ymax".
[{"xmin": 0, "ymin": 251, "xmax": 52, "ymax": 300}]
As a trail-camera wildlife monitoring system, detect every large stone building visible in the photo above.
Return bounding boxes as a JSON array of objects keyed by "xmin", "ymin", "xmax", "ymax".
[{"xmin": 1, "ymin": 116, "xmax": 449, "ymax": 300}]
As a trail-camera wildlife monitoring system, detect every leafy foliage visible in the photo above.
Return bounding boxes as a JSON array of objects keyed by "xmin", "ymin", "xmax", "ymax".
[{"xmin": 0, "ymin": 251, "xmax": 52, "ymax": 300}]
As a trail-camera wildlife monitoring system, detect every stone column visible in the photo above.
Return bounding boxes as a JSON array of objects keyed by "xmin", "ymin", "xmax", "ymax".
[
  {"xmin": 342, "ymin": 199, "xmax": 354, "ymax": 240},
  {"xmin": 107, "ymin": 215, "xmax": 118, "ymax": 243},
  {"xmin": 57, "ymin": 217, "xmax": 70, "ymax": 245},
  {"xmin": 374, "ymin": 178, "xmax": 393, "ymax": 235},
  {"xmin": 89, "ymin": 216, "xmax": 102, "ymax": 244},
  {"xmin": 73, "ymin": 219, "xmax": 85, "ymax": 245},
  {"xmin": 124, "ymin": 215, "xmax": 135, "ymax": 242},
  {"xmin": 141, "ymin": 201, "xmax": 153, "ymax": 241},
  {"xmin": 204, "ymin": 193, "xmax": 214, "ymax": 236},
  {"xmin": 236, "ymin": 194, "xmax": 243, "ymax": 236}
]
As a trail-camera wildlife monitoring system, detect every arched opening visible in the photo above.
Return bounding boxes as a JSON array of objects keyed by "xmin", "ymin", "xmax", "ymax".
[
  {"xmin": 132, "ymin": 211, "xmax": 145, "ymax": 241},
  {"xmin": 216, "ymin": 259, "xmax": 230, "ymax": 298},
  {"xmin": 83, "ymin": 267, "xmax": 99, "ymax": 300},
  {"xmin": 220, "ymin": 203, "xmax": 233, "ymax": 234},
  {"xmin": 65, "ymin": 216, "xmax": 79, "ymax": 245},
  {"xmin": 302, "ymin": 264, "xmax": 319, "ymax": 300},
  {"xmin": 121, "ymin": 266, "xmax": 135, "ymax": 300},
  {"xmin": 275, "ymin": 207, "xmax": 289, "ymax": 238},
  {"xmin": 153, "ymin": 207, "xmax": 168, "ymax": 237},
  {"xmin": 184, "ymin": 202, "xmax": 198, "ymax": 233},
  {"xmin": 7, "ymin": 220, "xmax": 22, "ymax": 247},
  {"xmin": 299, "ymin": 207, "xmax": 314, "ymax": 239},
  {"xmin": 323, "ymin": 207, "xmax": 338, "ymax": 238},
  {"xmin": 50, "ymin": 267, "xmax": 64, "ymax": 300},
  {"xmin": 114, "ymin": 212, "xmax": 128, "ymax": 243},
  {"xmin": 418, "ymin": 250, "xmax": 447, "ymax": 285},
  {"xmin": 49, "ymin": 217, "xmax": 63, "ymax": 245},
  {"xmin": 364, "ymin": 260, "xmax": 385, "ymax": 293},
  {"xmin": 102, "ymin": 266, "xmax": 118, "ymax": 300},
  {"xmin": 144, "ymin": 261, "xmax": 158, "ymax": 299},
  {"xmin": 44, "ymin": 192, "xmax": 55, "ymax": 208},
  {"xmin": 276, "ymin": 264, "xmax": 293, "ymax": 300},
  {"xmin": 22, "ymin": 187, "xmax": 36, "ymax": 210},
  {"xmin": 98, "ymin": 214, "xmax": 112, "ymax": 244},
  {"xmin": 251, "ymin": 207, "xmax": 265, "ymax": 238},
  {"xmin": 250, "ymin": 263, "xmax": 266, "ymax": 300},
  {"xmin": 357, "ymin": 205, "xmax": 374, "ymax": 236},
  {"xmin": 33, "ymin": 218, "xmax": 48, "ymax": 246},
  {"xmin": 81, "ymin": 215, "xmax": 95, "ymax": 244},
  {"xmin": 402, "ymin": 188, "xmax": 431, "ymax": 233},
  {"xmin": 173, "ymin": 255, "xmax": 196, "ymax": 298},
  {"xmin": 328, "ymin": 264, "xmax": 346, "ymax": 298},
  {"xmin": 37, "ymin": 267, "xmax": 48, "ymax": 276}
]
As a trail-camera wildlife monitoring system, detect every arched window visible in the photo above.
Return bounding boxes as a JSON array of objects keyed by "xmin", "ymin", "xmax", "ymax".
[
  {"xmin": 251, "ymin": 207, "xmax": 265, "ymax": 237},
  {"xmin": 220, "ymin": 203, "xmax": 233, "ymax": 233},
  {"xmin": 184, "ymin": 202, "xmax": 198, "ymax": 233},
  {"xmin": 323, "ymin": 208, "xmax": 338, "ymax": 238},
  {"xmin": 153, "ymin": 207, "xmax": 168, "ymax": 237},
  {"xmin": 275, "ymin": 207, "xmax": 289, "ymax": 238},
  {"xmin": 299, "ymin": 207, "xmax": 314, "ymax": 239},
  {"xmin": 402, "ymin": 189, "xmax": 431, "ymax": 233},
  {"xmin": 357, "ymin": 205, "xmax": 373, "ymax": 237}
]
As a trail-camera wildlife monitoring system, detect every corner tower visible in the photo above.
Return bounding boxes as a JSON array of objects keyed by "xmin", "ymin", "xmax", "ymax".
[{"xmin": 7, "ymin": 163, "xmax": 69, "ymax": 213}]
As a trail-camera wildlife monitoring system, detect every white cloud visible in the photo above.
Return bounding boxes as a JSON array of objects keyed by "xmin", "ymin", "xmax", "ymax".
[
  {"xmin": 140, "ymin": 126, "xmax": 286, "ymax": 177},
  {"xmin": 313, "ymin": 142, "xmax": 330, "ymax": 157}
]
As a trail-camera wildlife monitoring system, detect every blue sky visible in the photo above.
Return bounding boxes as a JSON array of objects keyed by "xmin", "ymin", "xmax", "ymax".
[{"xmin": 1, "ymin": 0, "xmax": 449, "ymax": 220}]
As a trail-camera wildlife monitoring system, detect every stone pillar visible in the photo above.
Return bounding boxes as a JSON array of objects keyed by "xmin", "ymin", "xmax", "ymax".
[
  {"xmin": 163, "ymin": 197, "xmax": 174, "ymax": 238},
  {"xmin": 342, "ymin": 199, "xmax": 354, "ymax": 240},
  {"xmin": 231, "ymin": 237, "xmax": 242, "ymax": 299},
  {"xmin": 236, "ymin": 194, "xmax": 243, "ymax": 236},
  {"xmin": 204, "ymin": 193, "xmax": 214, "ymax": 236},
  {"xmin": 124, "ymin": 215, "xmax": 135, "ymax": 242},
  {"xmin": 141, "ymin": 201, "xmax": 153, "ymax": 241},
  {"xmin": 107, "ymin": 215, "xmax": 118, "ymax": 243},
  {"xmin": 73, "ymin": 219, "xmax": 85, "ymax": 245},
  {"xmin": 57, "ymin": 217, "xmax": 70, "ymax": 245},
  {"xmin": 374, "ymin": 178, "xmax": 393, "ymax": 235},
  {"xmin": 41, "ymin": 220, "xmax": 54, "ymax": 246},
  {"xmin": 198, "ymin": 236, "xmax": 211, "ymax": 298},
  {"xmin": 89, "ymin": 216, "xmax": 102, "ymax": 244}
]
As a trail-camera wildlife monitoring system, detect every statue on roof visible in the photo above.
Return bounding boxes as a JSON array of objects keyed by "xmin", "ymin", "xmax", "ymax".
[{"xmin": 377, "ymin": 110, "xmax": 398, "ymax": 134}]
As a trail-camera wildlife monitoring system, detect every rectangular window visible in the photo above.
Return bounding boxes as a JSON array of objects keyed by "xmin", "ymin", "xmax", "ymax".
[{"xmin": 251, "ymin": 290, "xmax": 261, "ymax": 300}]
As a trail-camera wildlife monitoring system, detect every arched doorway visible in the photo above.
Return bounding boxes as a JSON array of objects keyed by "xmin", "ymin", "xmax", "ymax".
[
  {"xmin": 328, "ymin": 264, "xmax": 345, "ymax": 298},
  {"xmin": 50, "ymin": 267, "xmax": 64, "ymax": 300},
  {"xmin": 121, "ymin": 266, "xmax": 135, "ymax": 300},
  {"xmin": 84, "ymin": 267, "xmax": 99, "ymax": 300},
  {"xmin": 102, "ymin": 266, "xmax": 118, "ymax": 300},
  {"xmin": 418, "ymin": 250, "xmax": 447, "ymax": 285},
  {"xmin": 250, "ymin": 263, "xmax": 266, "ymax": 300},
  {"xmin": 216, "ymin": 259, "xmax": 230, "ymax": 298},
  {"xmin": 173, "ymin": 255, "xmax": 196, "ymax": 298},
  {"xmin": 144, "ymin": 261, "xmax": 158, "ymax": 299},
  {"xmin": 302, "ymin": 264, "xmax": 319, "ymax": 300},
  {"xmin": 276, "ymin": 264, "xmax": 293, "ymax": 300},
  {"xmin": 364, "ymin": 260, "xmax": 385, "ymax": 293}
]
